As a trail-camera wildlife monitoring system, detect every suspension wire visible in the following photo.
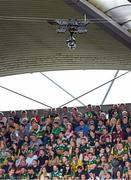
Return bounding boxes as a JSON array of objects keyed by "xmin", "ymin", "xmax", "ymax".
[
  {"xmin": 0, "ymin": 16, "xmax": 51, "ymax": 23},
  {"xmin": 40, "ymin": 72, "xmax": 86, "ymax": 106},
  {"xmin": 0, "ymin": 85, "xmax": 52, "ymax": 109},
  {"xmin": 101, "ymin": 70, "xmax": 119, "ymax": 105},
  {"xmin": 58, "ymin": 71, "xmax": 130, "ymax": 108},
  {"xmin": 0, "ymin": 15, "xmax": 127, "ymax": 24}
]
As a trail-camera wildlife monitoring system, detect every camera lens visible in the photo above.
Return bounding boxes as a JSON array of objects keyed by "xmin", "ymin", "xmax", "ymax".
[{"xmin": 66, "ymin": 36, "xmax": 76, "ymax": 49}]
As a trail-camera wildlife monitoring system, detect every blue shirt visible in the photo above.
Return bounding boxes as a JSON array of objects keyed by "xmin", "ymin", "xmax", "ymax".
[{"xmin": 75, "ymin": 125, "xmax": 89, "ymax": 136}]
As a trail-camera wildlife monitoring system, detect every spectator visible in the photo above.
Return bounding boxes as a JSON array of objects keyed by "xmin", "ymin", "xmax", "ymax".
[
  {"xmin": 62, "ymin": 164, "xmax": 73, "ymax": 178},
  {"xmin": 52, "ymin": 121, "xmax": 64, "ymax": 137},
  {"xmin": 38, "ymin": 167, "xmax": 51, "ymax": 180},
  {"xmin": 60, "ymin": 106, "xmax": 72, "ymax": 121},
  {"xmin": 38, "ymin": 149, "xmax": 49, "ymax": 167},
  {"xmin": 65, "ymin": 123, "xmax": 74, "ymax": 139},
  {"xmin": 71, "ymin": 107, "xmax": 82, "ymax": 128},
  {"xmin": 99, "ymin": 163, "xmax": 112, "ymax": 179},
  {"xmin": 0, "ymin": 112, "xmax": 7, "ymax": 126},
  {"xmin": 19, "ymin": 123, "xmax": 29, "ymax": 140},
  {"xmin": 105, "ymin": 171, "xmax": 112, "ymax": 180},
  {"xmin": 99, "ymin": 127, "xmax": 112, "ymax": 145},
  {"xmin": 88, "ymin": 170, "xmax": 100, "ymax": 180},
  {"xmin": 75, "ymin": 119, "xmax": 89, "ymax": 136},
  {"xmin": 0, "ymin": 104, "xmax": 130, "ymax": 179},
  {"xmin": 26, "ymin": 149, "xmax": 38, "ymax": 166},
  {"xmin": 27, "ymin": 166, "xmax": 37, "ymax": 179},
  {"xmin": 20, "ymin": 110, "xmax": 28, "ymax": 124},
  {"xmin": 9, "ymin": 125, "xmax": 19, "ymax": 144},
  {"xmin": 51, "ymin": 165, "xmax": 63, "ymax": 178},
  {"xmin": 9, "ymin": 110, "xmax": 20, "ymax": 124},
  {"xmin": 31, "ymin": 110, "xmax": 40, "ymax": 123},
  {"xmin": 112, "ymin": 124, "xmax": 126, "ymax": 141}
]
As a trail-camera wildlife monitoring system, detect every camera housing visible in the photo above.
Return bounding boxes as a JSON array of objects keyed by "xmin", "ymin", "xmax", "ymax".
[{"xmin": 66, "ymin": 35, "xmax": 76, "ymax": 49}]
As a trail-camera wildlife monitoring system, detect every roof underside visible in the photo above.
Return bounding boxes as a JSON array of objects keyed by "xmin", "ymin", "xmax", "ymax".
[{"xmin": 0, "ymin": 0, "xmax": 131, "ymax": 77}]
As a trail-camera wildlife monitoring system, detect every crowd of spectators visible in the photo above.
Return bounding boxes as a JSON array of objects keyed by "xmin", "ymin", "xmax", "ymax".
[{"xmin": 0, "ymin": 103, "xmax": 130, "ymax": 180}]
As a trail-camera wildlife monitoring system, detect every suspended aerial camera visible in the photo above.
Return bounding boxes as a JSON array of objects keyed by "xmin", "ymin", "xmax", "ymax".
[
  {"xmin": 66, "ymin": 33, "xmax": 76, "ymax": 49},
  {"xmin": 47, "ymin": 18, "xmax": 89, "ymax": 49}
]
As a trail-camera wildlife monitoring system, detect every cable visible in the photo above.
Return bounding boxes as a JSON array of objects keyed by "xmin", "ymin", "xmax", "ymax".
[
  {"xmin": 0, "ymin": 15, "xmax": 128, "ymax": 24},
  {"xmin": 40, "ymin": 72, "xmax": 86, "ymax": 106},
  {"xmin": 0, "ymin": 85, "xmax": 52, "ymax": 108},
  {"xmin": 0, "ymin": 16, "xmax": 50, "ymax": 23},
  {"xmin": 58, "ymin": 71, "xmax": 130, "ymax": 108}
]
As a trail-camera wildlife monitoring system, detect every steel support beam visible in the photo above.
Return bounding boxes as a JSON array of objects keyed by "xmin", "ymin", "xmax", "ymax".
[
  {"xmin": 64, "ymin": 0, "xmax": 131, "ymax": 49},
  {"xmin": 40, "ymin": 72, "xmax": 86, "ymax": 106},
  {"xmin": 58, "ymin": 71, "xmax": 130, "ymax": 107},
  {"xmin": 0, "ymin": 85, "xmax": 52, "ymax": 108},
  {"xmin": 101, "ymin": 70, "xmax": 119, "ymax": 105}
]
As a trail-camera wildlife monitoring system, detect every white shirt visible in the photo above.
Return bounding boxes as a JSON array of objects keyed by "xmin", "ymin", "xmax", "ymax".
[{"xmin": 26, "ymin": 154, "xmax": 38, "ymax": 166}]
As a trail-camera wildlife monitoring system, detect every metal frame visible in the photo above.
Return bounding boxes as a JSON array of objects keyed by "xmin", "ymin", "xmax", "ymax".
[{"xmin": 64, "ymin": 0, "xmax": 131, "ymax": 49}]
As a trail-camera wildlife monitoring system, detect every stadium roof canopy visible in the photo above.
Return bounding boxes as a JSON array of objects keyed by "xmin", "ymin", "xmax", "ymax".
[{"xmin": 0, "ymin": 0, "xmax": 131, "ymax": 78}]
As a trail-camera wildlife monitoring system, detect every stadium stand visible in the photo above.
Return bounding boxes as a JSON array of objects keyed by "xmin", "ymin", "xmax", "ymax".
[{"xmin": 0, "ymin": 103, "xmax": 130, "ymax": 179}]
